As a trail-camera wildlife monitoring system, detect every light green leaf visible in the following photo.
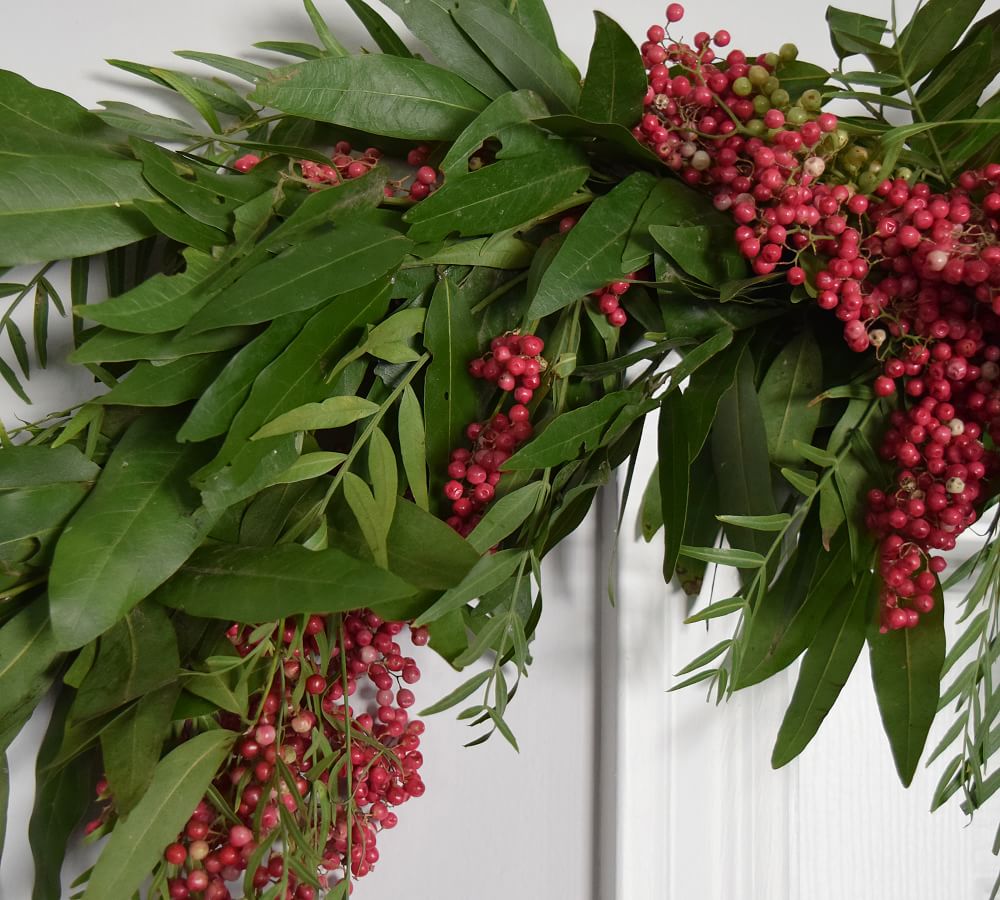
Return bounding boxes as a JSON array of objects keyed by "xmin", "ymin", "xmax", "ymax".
[
  {"xmin": 415, "ymin": 550, "xmax": 525, "ymax": 626},
  {"xmin": 252, "ymin": 395, "xmax": 379, "ymax": 440},
  {"xmin": 677, "ymin": 545, "xmax": 765, "ymax": 568},
  {"xmin": 398, "ymin": 384, "xmax": 429, "ymax": 511},
  {"xmin": 467, "ymin": 481, "xmax": 547, "ymax": 554}
]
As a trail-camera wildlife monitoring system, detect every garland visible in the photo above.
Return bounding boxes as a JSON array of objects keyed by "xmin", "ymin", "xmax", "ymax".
[{"xmin": 0, "ymin": 0, "xmax": 998, "ymax": 897}]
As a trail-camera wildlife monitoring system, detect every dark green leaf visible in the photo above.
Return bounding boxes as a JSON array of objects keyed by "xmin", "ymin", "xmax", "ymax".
[
  {"xmin": 100, "ymin": 684, "xmax": 181, "ymax": 815},
  {"xmin": 384, "ymin": 499, "xmax": 481, "ymax": 591},
  {"xmin": 209, "ymin": 281, "xmax": 391, "ymax": 463},
  {"xmin": 467, "ymin": 481, "xmax": 547, "ymax": 553},
  {"xmin": 378, "ymin": 0, "xmax": 511, "ymax": 96},
  {"xmin": 0, "ymin": 70, "xmax": 124, "ymax": 159},
  {"xmin": 185, "ymin": 224, "xmax": 411, "ymax": 332},
  {"xmin": 155, "ymin": 543, "xmax": 415, "ymax": 619},
  {"xmin": 424, "ymin": 276, "xmax": 479, "ymax": 496},
  {"xmin": 173, "ymin": 50, "xmax": 269, "ymax": 83},
  {"xmin": 578, "ymin": 12, "xmax": 647, "ymax": 127},
  {"xmin": 95, "ymin": 101, "xmax": 200, "ymax": 142},
  {"xmin": 439, "ymin": 90, "xmax": 549, "ymax": 179},
  {"xmin": 70, "ymin": 324, "xmax": 249, "ymax": 364},
  {"xmin": 508, "ymin": 0, "xmax": 560, "ymax": 54},
  {"xmin": 129, "ymin": 139, "xmax": 264, "ymax": 231},
  {"xmin": 649, "ymin": 224, "xmax": 746, "ymax": 284},
  {"xmin": 0, "ymin": 482, "xmax": 89, "ymax": 557},
  {"xmin": 452, "ymin": 5, "xmax": 579, "ymax": 112},
  {"xmin": 677, "ymin": 546, "xmax": 765, "ymax": 568},
  {"xmin": 775, "ymin": 59, "xmax": 830, "ymax": 96},
  {"xmin": 528, "ymin": 172, "xmax": 655, "ymax": 318},
  {"xmin": 758, "ymin": 330, "xmax": 823, "ymax": 466},
  {"xmin": 107, "ymin": 59, "xmax": 251, "ymax": 120},
  {"xmin": 771, "ymin": 569, "xmax": 872, "ymax": 767},
  {"xmin": 177, "ymin": 313, "xmax": 309, "ymax": 443},
  {"xmin": 710, "ymin": 351, "xmax": 777, "ymax": 557},
  {"xmin": 415, "ymin": 550, "xmax": 525, "ymax": 625},
  {"xmin": 916, "ymin": 27, "xmax": 994, "ymax": 122},
  {"xmin": 405, "ymin": 141, "xmax": 588, "ymax": 242},
  {"xmin": 504, "ymin": 392, "xmax": 634, "ymax": 470},
  {"xmin": 682, "ymin": 332, "xmax": 749, "ymax": 460},
  {"xmin": 825, "ymin": 8, "xmax": 888, "ymax": 59},
  {"xmin": 81, "ymin": 729, "xmax": 235, "ymax": 900},
  {"xmin": 869, "ymin": 584, "xmax": 946, "ymax": 786},
  {"xmin": 253, "ymin": 40, "xmax": 325, "ymax": 60},
  {"xmin": 398, "ymin": 384, "xmax": 429, "ymax": 511},
  {"xmin": 72, "ymin": 602, "xmax": 179, "ymax": 721},
  {"xmin": 0, "ymin": 156, "xmax": 155, "ymax": 267},
  {"xmin": 29, "ymin": 692, "xmax": 97, "ymax": 900},
  {"xmin": 344, "ymin": 0, "xmax": 413, "ymax": 56},
  {"xmin": 0, "ymin": 603, "xmax": 63, "ymax": 751},
  {"xmin": 251, "ymin": 56, "xmax": 489, "ymax": 140},
  {"xmin": 48, "ymin": 414, "xmax": 216, "ymax": 650},
  {"xmin": 419, "ymin": 669, "xmax": 492, "ymax": 715},
  {"xmin": 132, "ymin": 198, "xmax": 226, "ymax": 252},
  {"xmin": 895, "ymin": 0, "xmax": 986, "ymax": 82},
  {"xmin": 94, "ymin": 353, "xmax": 228, "ymax": 408},
  {"xmin": 0, "ymin": 444, "xmax": 99, "ymax": 489}
]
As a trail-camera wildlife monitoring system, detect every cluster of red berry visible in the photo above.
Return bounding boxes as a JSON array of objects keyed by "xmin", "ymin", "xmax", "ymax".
[
  {"xmin": 85, "ymin": 612, "xmax": 430, "ymax": 898},
  {"xmin": 635, "ymin": 5, "xmax": 1000, "ymax": 629},
  {"xmin": 233, "ymin": 141, "xmax": 440, "ymax": 201},
  {"xmin": 442, "ymin": 333, "xmax": 546, "ymax": 537}
]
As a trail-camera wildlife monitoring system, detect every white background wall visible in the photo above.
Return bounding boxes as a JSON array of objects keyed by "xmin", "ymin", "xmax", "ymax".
[{"xmin": 2, "ymin": 1, "xmax": 1000, "ymax": 899}]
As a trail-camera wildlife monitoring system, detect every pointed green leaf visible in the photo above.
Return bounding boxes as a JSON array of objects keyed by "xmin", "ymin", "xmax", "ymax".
[
  {"xmin": 252, "ymin": 396, "xmax": 379, "ymax": 440},
  {"xmin": 758, "ymin": 330, "xmax": 823, "ymax": 466},
  {"xmin": 0, "ymin": 444, "xmax": 99, "ymax": 489},
  {"xmin": 343, "ymin": 0, "xmax": 413, "ymax": 56},
  {"xmin": 577, "ymin": 12, "xmax": 646, "ymax": 126},
  {"xmin": 467, "ymin": 481, "xmax": 547, "ymax": 554},
  {"xmin": 155, "ymin": 543, "xmax": 415, "ymax": 620},
  {"xmin": 398, "ymin": 384, "xmax": 429, "ymax": 511},
  {"xmin": 658, "ymin": 389, "xmax": 689, "ymax": 583},
  {"xmin": 415, "ymin": 550, "xmax": 525, "ymax": 626},
  {"xmin": 250, "ymin": 56, "xmax": 489, "ymax": 140},
  {"xmin": 48, "ymin": 415, "xmax": 216, "ymax": 650},
  {"xmin": 81, "ymin": 730, "xmax": 235, "ymax": 900},
  {"xmin": 94, "ymin": 353, "xmax": 228, "ymax": 408}
]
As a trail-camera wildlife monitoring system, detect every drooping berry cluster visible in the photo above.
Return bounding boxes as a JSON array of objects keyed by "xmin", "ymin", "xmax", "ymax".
[
  {"xmin": 634, "ymin": 5, "xmax": 1000, "ymax": 629},
  {"xmin": 593, "ymin": 278, "xmax": 637, "ymax": 328},
  {"xmin": 88, "ymin": 612, "xmax": 430, "ymax": 898},
  {"xmin": 442, "ymin": 333, "xmax": 546, "ymax": 537}
]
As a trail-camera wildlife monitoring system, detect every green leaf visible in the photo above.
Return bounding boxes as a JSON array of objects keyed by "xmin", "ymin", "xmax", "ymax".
[
  {"xmin": 0, "ymin": 603, "xmax": 63, "ymax": 750},
  {"xmin": 658, "ymin": 389, "xmax": 689, "ymax": 584},
  {"xmin": 404, "ymin": 141, "xmax": 588, "ymax": 242},
  {"xmin": 383, "ymin": 499, "xmax": 481, "ymax": 591},
  {"xmin": 129, "ymin": 139, "xmax": 265, "ymax": 231},
  {"xmin": 869, "ymin": 584, "xmax": 947, "ymax": 786},
  {"xmin": 415, "ymin": 550, "xmax": 525, "ymax": 626},
  {"xmin": 423, "ymin": 276, "xmax": 479, "ymax": 494},
  {"xmin": 508, "ymin": 0, "xmax": 560, "ymax": 54},
  {"xmin": 71, "ymin": 602, "xmax": 179, "ymax": 721},
  {"xmin": 716, "ymin": 513, "xmax": 792, "ymax": 531},
  {"xmin": 682, "ymin": 333, "xmax": 749, "ymax": 460},
  {"xmin": 95, "ymin": 101, "xmax": 200, "ymax": 142},
  {"xmin": 209, "ymin": 281, "xmax": 391, "ymax": 463},
  {"xmin": 378, "ymin": 0, "xmax": 511, "ymax": 97},
  {"xmin": 0, "ymin": 444, "xmax": 99, "ymax": 489},
  {"xmin": 528, "ymin": 172, "xmax": 654, "ymax": 318},
  {"xmin": 253, "ymin": 40, "xmax": 325, "ymax": 60},
  {"xmin": 943, "ymin": 93, "xmax": 1000, "ymax": 170},
  {"xmin": 398, "ymin": 384, "xmax": 429, "ymax": 511},
  {"xmin": 132, "ymin": 197, "xmax": 225, "ymax": 252},
  {"xmin": 155, "ymin": 543, "xmax": 415, "ymax": 619},
  {"xmin": 252, "ymin": 395, "xmax": 379, "ymax": 440},
  {"xmin": 735, "ymin": 519, "xmax": 851, "ymax": 689},
  {"xmin": 451, "ymin": 5, "xmax": 579, "ymax": 112},
  {"xmin": 263, "ymin": 451, "xmax": 347, "ymax": 487},
  {"xmin": 302, "ymin": 0, "xmax": 349, "ymax": 55},
  {"xmin": 895, "ymin": 0, "xmax": 986, "ymax": 82},
  {"xmin": 0, "ymin": 156, "xmax": 155, "ymax": 267},
  {"xmin": 369, "ymin": 427, "xmax": 398, "ymax": 531},
  {"xmin": 0, "ymin": 482, "xmax": 89, "ymax": 559},
  {"xmin": 172, "ymin": 50, "xmax": 269, "ymax": 83},
  {"xmin": 916, "ymin": 26, "xmax": 995, "ymax": 122},
  {"xmin": 99, "ymin": 684, "xmax": 180, "ymax": 816},
  {"xmin": 675, "ymin": 639, "xmax": 733, "ymax": 676},
  {"xmin": 177, "ymin": 313, "xmax": 310, "ymax": 442},
  {"xmin": 79, "ymin": 248, "xmax": 219, "ymax": 334},
  {"xmin": 28, "ymin": 692, "xmax": 97, "ymax": 900},
  {"xmin": 48, "ymin": 415, "xmax": 216, "ymax": 650},
  {"xmin": 758, "ymin": 330, "xmax": 823, "ymax": 466},
  {"xmin": 344, "ymin": 470, "xmax": 391, "ymax": 567},
  {"xmin": 419, "ymin": 669, "xmax": 492, "ymax": 716},
  {"xmin": 107, "ymin": 59, "xmax": 251, "ymax": 121},
  {"xmin": 185, "ymin": 224, "xmax": 411, "ymax": 333},
  {"xmin": 467, "ymin": 481, "xmax": 547, "ymax": 553},
  {"xmin": 0, "ymin": 69, "xmax": 124, "ymax": 159},
  {"xmin": 200, "ymin": 435, "xmax": 301, "ymax": 514},
  {"xmin": 649, "ymin": 224, "xmax": 746, "ymax": 284},
  {"xmin": 81, "ymin": 729, "xmax": 235, "ymax": 900},
  {"xmin": 250, "ymin": 55, "xmax": 489, "ymax": 140},
  {"xmin": 710, "ymin": 350, "xmax": 777, "ymax": 557},
  {"xmin": 677, "ymin": 545, "xmax": 765, "ymax": 568},
  {"xmin": 774, "ymin": 59, "xmax": 830, "ymax": 96},
  {"xmin": 825, "ymin": 7, "xmax": 888, "ymax": 59},
  {"xmin": 344, "ymin": 0, "xmax": 414, "ymax": 56},
  {"xmin": 685, "ymin": 596, "xmax": 745, "ymax": 624},
  {"xmin": 504, "ymin": 392, "xmax": 634, "ymax": 470},
  {"xmin": 94, "ymin": 353, "xmax": 228, "ymax": 408},
  {"xmin": 439, "ymin": 89, "xmax": 551, "ymax": 179},
  {"xmin": 578, "ymin": 12, "xmax": 648, "ymax": 126},
  {"xmin": 70, "ymin": 324, "xmax": 250, "ymax": 364},
  {"xmin": 638, "ymin": 462, "xmax": 663, "ymax": 542},
  {"xmin": 771, "ymin": 569, "xmax": 872, "ymax": 767}
]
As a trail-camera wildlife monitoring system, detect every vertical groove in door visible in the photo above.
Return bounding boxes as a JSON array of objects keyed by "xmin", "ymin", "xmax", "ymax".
[{"xmin": 593, "ymin": 484, "xmax": 621, "ymax": 900}]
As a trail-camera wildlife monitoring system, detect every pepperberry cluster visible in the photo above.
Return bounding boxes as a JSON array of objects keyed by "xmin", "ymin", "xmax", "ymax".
[
  {"xmin": 90, "ymin": 612, "xmax": 429, "ymax": 898},
  {"xmin": 635, "ymin": 5, "xmax": 1000, "ymax": 630},
  {"xmin": 233, "ymin": 141, "xmax": 441, "ymax": 201},
  {"xmin": 443, "ymin": 333, "xmax": 546, "ymax": 536}
]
